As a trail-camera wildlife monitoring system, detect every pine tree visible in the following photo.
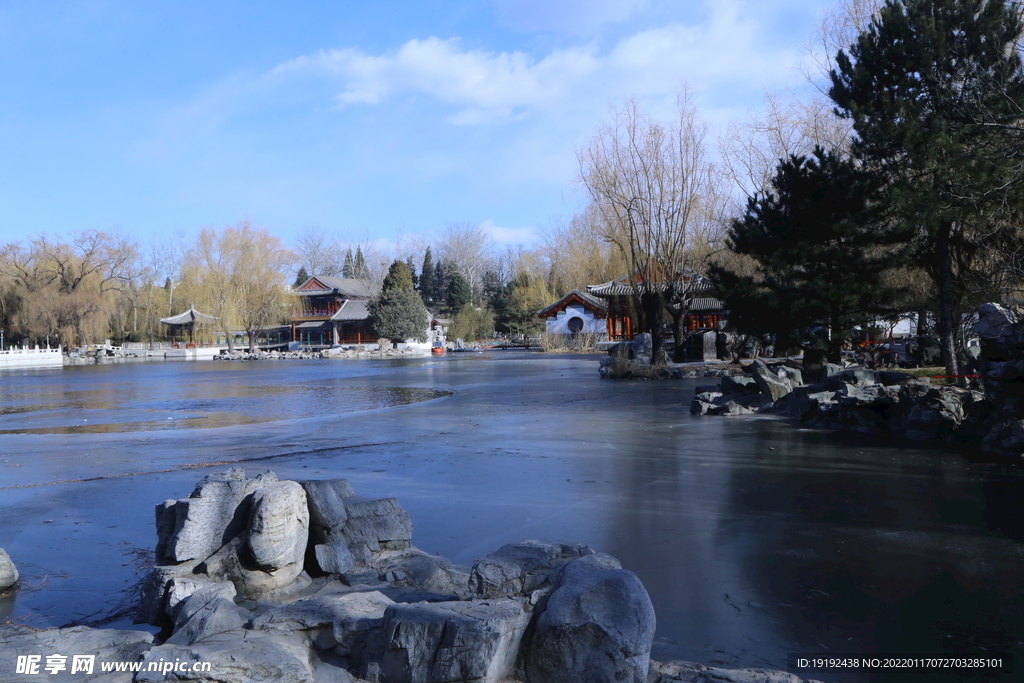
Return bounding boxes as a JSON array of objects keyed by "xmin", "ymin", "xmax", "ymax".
[
  {"xmin": 406, "ymin": 256, "xmax": 418, "ymax": 292},
  {"xmin": 420, "ymin": 247, "xmax": 435, "ymax": 304},
  {"xmin": 342, "ymin": 249, "xmax": 354, "ymax": 278},
  {"xmin": 829, "ymin": 0, "xmax": 1024, "ymax": 375},
  {"xmin": 446, "ymin": 272, "xmax": 472, "ymax": 312},
  {"xmin": 353, "ymin": 248, "xmax": 368, "ymax": 279},
  {"xmin": 368, "ymin": 260, "xmax": 428, "ymax": 343},
  {"xmin": 713, "ymin": 148, "xmax": 900, "ymax": 362},
  {"xmin": 293, "ymin": 266, "xmax": 309, "ymax": 288}
]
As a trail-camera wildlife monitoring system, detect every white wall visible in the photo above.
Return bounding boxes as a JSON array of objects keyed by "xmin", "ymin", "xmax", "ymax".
[{"xmin": 543, "ymin": 303, "xmax": 607, "ymax": 337}]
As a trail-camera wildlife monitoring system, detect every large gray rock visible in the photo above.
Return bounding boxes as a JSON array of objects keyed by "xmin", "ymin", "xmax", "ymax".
[
  {"xmin": 523, "ymin": 553, "xmax": 656, "ymax": 683},
  {"xmin": 0, "ymin": 548, "xmax": 18, "ymax": 591},
  {"xmin": 166, "ymin": 595, "xmax": 247, "ymax": 646},
  {"xmin": 976, "ymin": 302, "xmax": 1022, "ymax": 362},
  {"xmin": 315, "ymin": 542, "xmax": 358, "ymax": 574},
  {"xmin": 0, "ymin": 624, "xmax": 153, "ymax": 682},
  {"xmin": 375, "ymin": 550, "xmax": 466, "ymax": 597},
  {"xmin": 721, "ymin": 375, "xmax": 758, "ymax": 394},
  {"xmin": 248, "ymin": 480, "xmax": 310, "ymax": 574},
  {"xmin": 166, "ymin": 578, "xmax": 236, "ymax": 620},
  {"xmin": 156, "ymin": 469, "xmax": 277, "ymax": 564},
  {"xmin": 336, "ymin": 497, "xmax": 413, "ymax": 564},
  {"xmin": 198, "ymin": 535, "xmax": 313, "ymax": 600},
  {"xmin": 374, "ymin": 598, "xmax": 531, "ymax": 683},
  {"xmin": 470, "ymin": 540, "xmax": 593, "ymax": 598},
  {"xmin": 136, "ymin": 629, "xmax": 316, "ymax": 683},
  {"xmin": 749, "ymin": 360, "xmax": 792, "ymax": 402},
  {"xmin": 301, "ymin": 479, "xmax": 355, "ymax": 542},
  {"xmin": 251, "ymin": 590, "xmax": 394, "ymax": 658}
]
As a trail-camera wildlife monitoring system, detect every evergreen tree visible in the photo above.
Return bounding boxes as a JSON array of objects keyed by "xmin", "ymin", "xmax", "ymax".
[
  {"xmin": 713, "ymin": 148, "xmax": 900, "ymax": 362},
  {"xmin": 353, "ymin": 247, "xmax": 369, "ymax": 279},
  {"xmin": 829, "ymin": 0, "xmax": 1024, "ymax": 375},
  {"xmin": 405, "ymin": 256, "xmax": 418, "ymax": 292},
  {"xmin": 381, "ymin": 260, "xmax": 414, "ymax": 292},
  {"xmin": 293, "ymin": 266, "xmax": 309, "ymax": 288},
  {"xmin": 447, "ymin": 272, "xmax": 473, "ymax": 312},
  {"xmin": 368, "ymin": 260, "xmax": 428, "ymax": 342},
  {"xmin": 482, "ymin": 270, "xmax": 510, "ymax": 331},
  {"xmin": 342, "ymin": 249, "xmax": 354, "ymax": 278},
  {"xmin": 420, "ymin": 247, "xmax": 435, "ymax": 304}
]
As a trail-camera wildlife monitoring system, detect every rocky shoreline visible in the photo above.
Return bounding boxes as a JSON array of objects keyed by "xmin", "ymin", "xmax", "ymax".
[
  {"xmin": 688, "ymin": 303, "xmax": 1024, "ymax": 459},
  {"xmin": 0, "ymin": 469, "xmax": 819, "ymax": 683}
]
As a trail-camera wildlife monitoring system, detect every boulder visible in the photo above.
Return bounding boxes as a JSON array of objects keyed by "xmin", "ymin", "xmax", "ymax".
[
  {"xmin": 166, "ymin": 594, "xmax": 247, "ymax": 646},
  {"xmin": 976, "ymin": 302, "xmax": 1022, "ymax": 362},
  {"xmin": 315, "ymin": 542, "xmax": 357, "ymax": 575},
  {"xmin": 523, "ymin": 553, "xmax": 656, "ymax": 683},
  {"xmin": 375, "ymin": 550, "xmax": 465, "ymax": 597},
  {"xmin": 778, "ymin": 366, "xmax": 803, "ymax": 387},
  {"xmin": 248, "ymin": 480, "xmax": 310, "ymax": 574},
  {"xmin": 721, "ymin": 375, "xmax": 758, "ymax": 394},
  {"xmin": 749, "ymin": 360, "xmax": 792, "ymax": 402},
  {"xmin": 825, "ymin": 368, "xmax": 880, "ymax": 390},
  {"xmin": 136, "ymin": 628, "xmax": 317, "ymax": 683},
  {"xmin": 156, "ymin": 469, "xmax": 278, "ymax": 565},
  {"xmin": 373, "ymin": 598, "xmax": 531, "ymax": 683},
  {"xmin": 0, "ymin": 548, "xmax": 18, "ymax": 591},
  {"xmin": 251, "ymin": 590, "xmax": 394, "ymax": 657},
  {"xmin": 301, "ymin": 479, "xmax": 355, "ymax": 542},
  {"xmin": 335, "ymin": 497, "xmax": 413, "ymax": 564},
  {"xmin": 470, "ymin": 540, "xmax": 593, "ymax": 598},
  {"xmin": 166, "ymin": 578, "xmax": 236, "ymax": 620},
  {"xmin": 0, "ymin": 624, "xmax": 154, "ymax": 679}
]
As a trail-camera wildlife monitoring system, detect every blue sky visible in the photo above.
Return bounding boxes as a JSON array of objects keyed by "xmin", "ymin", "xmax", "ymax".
[{"xmin": 0, "ymin": 0, "xmax": 836, "ymax": 250}]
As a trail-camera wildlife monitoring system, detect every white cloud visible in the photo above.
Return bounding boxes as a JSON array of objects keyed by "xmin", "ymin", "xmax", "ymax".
[
  {"xmin": 481, "ymin": 219, "xmax": 536, "ymax": 245},
  {"xmin": 272, "ymin": 1, "xmax": 804, "ymax": 128}
]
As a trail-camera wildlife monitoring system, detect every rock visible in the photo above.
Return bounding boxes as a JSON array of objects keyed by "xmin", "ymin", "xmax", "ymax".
[
  {"xmin": 523, "ymin": 553, "xmax": 656, "ymax": 683},
  {"xmin": 315, "ymin": 542, "xmax": 358, "ymax": 574},
  {"xmin": 373, "ymin": 598, "xmax": 531, "ymax": 683},
  {"xmin": 749, "ymin": 360, "xmax": 792, "ymax": 402},
  {"xmin": 251, "ymin": 590, "xmax": 394, "ymax": 657},
  {"xmin": 694, "ymin": 391, "xmax": 722, "ymax": 403},
  {"xmin": 470, "ymin": 540, "xmax": 593, "ymax": 598},
  {"xmin": 248, "ymin": 481, "xmax": 310, "ymax": 574},
  {"xmin": 0, "ymin": 548, "xmax": 18, "ymax": 591},
  {"xmin": 632, "ymin": 333, "xmax": 653, "ymax": 366},
  {"xmin": 199, "ymin": 536, "xmax": 313, "ymax": 600},
  {"xmin": 136, "ymin": 628, "xmax": 316, "ymax": 683},
  {"xmin": 778, "ymin": 366, "xmax": 803, "ymax": 387},
  {"xmin": 721, "ymin": 375, "xmax": 758, "ymax": 394},
  {"xmin": 0, "ymin": 624, "xmax": 154, "ymax": 680},
  {"xmin": 157, "ymin": 469, "xmax": 279, "ymax": 565},
  {"xmin": 690, "ymin": 400, "xmax": 714, "ymax": 415},
  {"xmin": 375, "ymin": 550, "xmax": 465, "ymax": 597},
  {"xmin": 336, "ymin": 497, "xmax": 413, "ymax": 563},
  {"xmin": 302, "ymin": 479, "xmax": 355, "ymax": 542},
  {"xmin": 976, "ymin": 302, "xmax": 1022, "ymax": 362},
  {"xmin": 649, "ymin": 659, "xmax": 813, "ymax": 683},
  {"xmin": 721, "ymin": 401, "xmax": 752, "ymax": 416},
  {"xmin": 136, "ymin": 559, "xmax": 204, "ymax": 626},
  {"xmin": 166, "ymin": 595, "xmax": 247, "ymax": 646},
  {"xmin": 825, "ymin": 367, "xmax": 880, "ymax": 389},
  {"xmin": 167, "ymin": 578, "xmax": 236, "ymax": 620}
]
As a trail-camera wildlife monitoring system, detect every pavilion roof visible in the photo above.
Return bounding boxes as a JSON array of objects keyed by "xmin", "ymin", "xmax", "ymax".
[{"xmin": 160, "ymin": 307, "xmax": 218, "ymax": 326}]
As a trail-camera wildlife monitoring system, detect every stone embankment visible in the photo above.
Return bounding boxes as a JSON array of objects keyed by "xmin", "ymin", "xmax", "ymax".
[
  {"xmin": 0, "ymin": 469, "xmax": 819, "ymax": 683},
  {"xmin": 213, "ymin": 346, "xmax": 428, "ymax": 362},
  {"xmin": 690, "ymin": 303, "xmax": 1024, "ymax": 459}
]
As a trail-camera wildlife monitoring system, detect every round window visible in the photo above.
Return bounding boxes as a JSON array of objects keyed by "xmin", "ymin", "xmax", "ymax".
[{"xmin": 567, "ymin": 316, "xmax": 584, "ymax": 333}]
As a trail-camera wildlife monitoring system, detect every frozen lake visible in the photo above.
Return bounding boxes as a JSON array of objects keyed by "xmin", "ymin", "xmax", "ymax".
[{"xmin": 1, "ymin": 354, "xmax": 1022, "ymax": 682}]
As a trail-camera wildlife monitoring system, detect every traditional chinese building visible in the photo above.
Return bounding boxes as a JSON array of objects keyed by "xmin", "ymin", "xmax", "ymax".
[
  {"xmin": 585, "ymin": 272, "xmax": 726, "ymax": 341},
  {"xmin": 290, "ymin": 276, "xmax": 379, "ymax": 347},
  {"xmin": 537, "ymin": 289, "xmax": 609, "ymax": 338},
  {"xmin": 159, "ymin": 306, "xmax": 219, "ymax": 347}
]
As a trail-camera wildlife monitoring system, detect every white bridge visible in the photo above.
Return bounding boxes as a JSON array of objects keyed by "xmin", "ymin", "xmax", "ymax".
[{"xmin": 0, "ymin": 345, "xmax": 63, "ymax": 368}]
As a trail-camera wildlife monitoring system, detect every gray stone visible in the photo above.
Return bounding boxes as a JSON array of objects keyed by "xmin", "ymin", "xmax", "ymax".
[
  {"xmin": 721, "ymin": 375, "xmax": 758, "ymax": 394},
  {"xmin": 375, "ymin": 550, "xmax": 463, "ymax": 596},
  {"xmin": 158, "ymin": 469, "xmax": 278, "ymax": 565},
  {"xmin": 166, "ymin": 595, "xmax": 246, "ymax": 646},
  {"xmin": 0, "ymin": 547, "xmax": 18, "ymax": 591},
  {"xmin": 251, "ymin": 590, "xmax": 394, "ymax": 656},
  {"xmin": 248, "ymin": 480, "xmax": 310, "ymax": 573},
  {"xmin": 301, "ymin": 479, "xmax": 355, "ymax": 542},
  {"xmin": 166, "ymin": 578, "xmax": 236, "ymax": 620},
  {"xmin": 825, "ymin": 367, "xmax": 880, "ymax": 389},
  {"xmin": 336, "ymin": 496, "xmax": 413, "ymax": 562},
  {"xmin": 749, "ymin": 360, "xmax": 792, "ymax": 402},
  {"xmin": 523, "ymin": 553, "xmax": 656, "ymax": 683},
  {"xmin": 779, "ymin": 366, "xmax": 803, "ymax": 387},
  {"xmin": 690, "ymin": 400, "xmax": 714, "ymax": 415},
  {"xmin": 694, "ymin": 391, "xmax": 722, "ymax": 403},
  {"xmin": 375, "ymin": 598, "xmax": 531, "ymax": 683},
  {"xmin": 315, "ymin": 542, "xmax": 357, "ymax": 574},
  {"xmin": 722, "ymin": 401, "xmax": 752, "ymax": 416},
  {"xmin": 470, "ymin": 540, "xmax": 593, "ymax": 598},
  {"xmin": 136, "ymin": 628, "xmax": 316, "ymax": 683},
  {"xmin": 136, "ymin": 559, "xmax": 203, "ymax": 626},
  {"xmin": 0, "ymin": 624, "xmax": 154, "ymax": 682}
]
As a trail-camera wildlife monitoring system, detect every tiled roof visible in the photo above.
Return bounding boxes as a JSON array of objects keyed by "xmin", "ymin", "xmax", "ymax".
[
  {"xmin": 295, "ymin": 276, "xmax": 378, "ymax": 298},
  {"xmin": 331, "ymin": 299, "xmax": 371, "ymax": 321},
  {"xmin": 537, "ymin": 289, "xmax": 608, "ymax": 318},
  {"xmin": 160, "ymin": 307, "xmax": 218, "ymax": 325}
]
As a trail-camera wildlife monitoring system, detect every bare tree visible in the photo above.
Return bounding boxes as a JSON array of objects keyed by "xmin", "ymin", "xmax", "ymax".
[
  {"xmin": 578, "ymin": 94, "xmax": 722, "ymax": 363},
  {"xmin": 436, "ymin": 222, "xmax": 494, "ymax": 304},
  {"xmin": 294, "ymin": 225, "xmax": 344, "ymax": 278}
]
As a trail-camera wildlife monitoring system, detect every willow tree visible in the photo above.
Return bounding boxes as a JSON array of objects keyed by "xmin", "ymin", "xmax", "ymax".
[
  {"xmin": 830, "ymin": 0, "xmax": 1024, "ymax": 376},
  {"xmin": 578, "ymin": 95, "xmax": 721, "ymax": 363}
]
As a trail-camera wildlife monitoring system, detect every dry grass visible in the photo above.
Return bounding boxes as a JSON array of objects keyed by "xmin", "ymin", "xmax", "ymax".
[{"xmin": 539, "ymin": 332, "xmax": 605, "ymax": 353}]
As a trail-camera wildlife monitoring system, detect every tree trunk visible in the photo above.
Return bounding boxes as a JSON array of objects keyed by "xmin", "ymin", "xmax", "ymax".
[
  {"xmin": 640, "ymin": 291, "xmax": 666, "ymax": 365},
  {"xmin": 828, "ymin": 312, "xmax": 843, "ymax": 365},
  {"xmin": 670, "ymin": 305, "xmax": 688, "ymax": 363},
  {"xmin": 248, "ymin": 327, "xmax": 256, "ymax": 353},
  {"xmin": 936, "ymin": 220, "xmax": 959, "ymax": 380}
]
